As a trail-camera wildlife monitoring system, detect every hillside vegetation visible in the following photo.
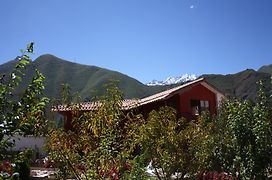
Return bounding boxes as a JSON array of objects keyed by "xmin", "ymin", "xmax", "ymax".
[
  {"xmin": 203, "ymin": 68, "xmax": 272, "ymax": 101},
  {"xmin": 0, "ymin": 54, "xmax": 164, "ymax": 100},
  {"xmin": 1, "ymin": 54, "xmax": 271, "ymax": 101}
]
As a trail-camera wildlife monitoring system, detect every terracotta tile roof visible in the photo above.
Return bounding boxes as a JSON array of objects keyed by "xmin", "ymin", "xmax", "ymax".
[{"xmin": 51, "ymin": 99, "xmax": 139, "ymax": 112}]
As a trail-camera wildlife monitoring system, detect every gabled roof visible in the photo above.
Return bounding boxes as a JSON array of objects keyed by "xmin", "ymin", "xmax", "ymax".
[
  {"xmin": 52, "ymin": 78, "xmax": 225, "ymax": 112},
  {"xmin": 138, "ymin": 78, "xmax": 205, "ymax": 106}
]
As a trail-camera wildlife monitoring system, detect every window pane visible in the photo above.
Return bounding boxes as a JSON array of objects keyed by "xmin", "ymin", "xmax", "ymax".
[
  {"xmin": 200, "ymin": 100, "xmax": 205, "ymax": 107},
  {"xmin": 205, "ymin": 101, "xmax": 209, "ymax": 108}
]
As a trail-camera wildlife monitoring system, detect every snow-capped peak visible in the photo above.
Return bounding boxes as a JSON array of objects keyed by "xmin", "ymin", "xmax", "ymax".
[{"xmin": 147, "ymin": 74, "xmax": 197, "ymax": 86}]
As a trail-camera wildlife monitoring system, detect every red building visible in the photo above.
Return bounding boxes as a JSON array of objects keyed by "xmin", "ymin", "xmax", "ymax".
[
  {"xmin": 130, "ymin": 78, "xmax": 225, "ymax": 119},
  {"xmin": 52, "ymin": 78, "xmax": 225, "ymax": 129}
]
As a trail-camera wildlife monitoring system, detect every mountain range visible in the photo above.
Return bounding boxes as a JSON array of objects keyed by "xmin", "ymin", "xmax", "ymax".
[
  {"xmin": 0, "ymin": 55, "xmax": 165, "ymax": 100},
  {"xmin": 0, "ymin": 54, "xmax": 271, "ymax": 102}
]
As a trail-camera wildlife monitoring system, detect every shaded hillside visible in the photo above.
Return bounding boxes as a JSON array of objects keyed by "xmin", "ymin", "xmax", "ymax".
[
  {"xmin": 1, "ymin": 55, "xmax": 271, "ymax": 101},
  {"xmin": 0, "ymin": 55, "xmax": 164, "ymax": 100},
  {"xmin": 203, "ymin": 69, "xmax": 272, "ymax": 100},
  {"xmin": 0, "ymin": 57, "xmax": 20, "ymax": 73},
  {"xmin": 258, "ymin": 64, "xmax": 272, "ymax": 75}
]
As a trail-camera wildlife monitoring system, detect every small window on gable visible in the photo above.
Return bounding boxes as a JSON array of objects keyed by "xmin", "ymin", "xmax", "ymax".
[
  {"xmin": 200, "ymin": 100, "xmax": 205, "ymax": 108},
  {"xmin": 191, "ymin": 99, "xmax": 210, "ymax": 116},
  {"xmin": 200, "ymin": 100, "xmax": 209, "ymax": 112}
]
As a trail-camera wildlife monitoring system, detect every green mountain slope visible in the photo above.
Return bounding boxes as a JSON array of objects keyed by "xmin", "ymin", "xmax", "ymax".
[
  {"xmin": 258, "ymin": 64, "xmax": 272, "ymax": 75},
  {"xmin": 0, "ymin": 54, "xmax": 164, "ymax": 100},
  {"xmin": 0, "ymin": 57, "xmax": 20, "ymax": 73},
  {"xmin": 203, "ymin": 69, "xmax": 272, "ymax": 100},
  {"xmin": 1, "ymin": 54, "xmax": 271, "ymax": 102}
]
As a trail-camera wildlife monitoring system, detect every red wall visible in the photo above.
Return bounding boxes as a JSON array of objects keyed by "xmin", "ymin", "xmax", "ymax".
[
  {"xmin": 137, "ymin": 83, "xmax": 217, "ymax": 120},
  {"xmin": 179, "ymin": 84, "xmax": 217, "ymax": 118}
]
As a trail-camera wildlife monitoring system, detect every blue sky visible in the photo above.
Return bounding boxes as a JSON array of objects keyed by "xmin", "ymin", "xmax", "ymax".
[{"xmin": 1, "ymin": 0, "xmax": 272, "ymax": 83}]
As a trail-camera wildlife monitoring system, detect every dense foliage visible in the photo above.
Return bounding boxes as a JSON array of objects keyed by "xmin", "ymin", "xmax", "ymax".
[
  {"xmin": 0, "ymin": 43, "xmax": 49, "ymax": 178},
  {"xmin": 47, "ymin": 83, "xmax": 145, "ymax": 179},
  {"xmin": 191, "ymin": 81, "xmax": 272, "ymax": 179},
  {"xmin": 47, "ymin": 79, "xmax": 272, "ymax": 179},
  {"xmin": 134, "ymin": 107, "xmax": 193, "ymax": 179}
]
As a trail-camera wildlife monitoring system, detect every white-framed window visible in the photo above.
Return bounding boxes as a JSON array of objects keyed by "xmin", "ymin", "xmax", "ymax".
[
  {"xmin": 191, "ymin": 99, "xmax": 210, "ymax": 116},
  {"xmin": 200, "ymin": 100, "xmax": 209, "ymax": 111}
]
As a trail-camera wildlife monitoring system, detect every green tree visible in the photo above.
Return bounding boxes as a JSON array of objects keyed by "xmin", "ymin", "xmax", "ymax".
[
  {"xmin": 47, "ymin": 80, "xmax": 272, "ymax": 179},
  {"xmin": 0, "ymin": 43, "xmax": 49, "ymax": 177},
  {"xmin": 47, "ymin": 83, "xmax": 144, "ymax": 179},
  {"xmin": 194, "ymin": 81, "xmax": 272, "ymax": 179},
  {"xmin": 134, "ymin": 107, "xmax": 193, "ymax": 180}
]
